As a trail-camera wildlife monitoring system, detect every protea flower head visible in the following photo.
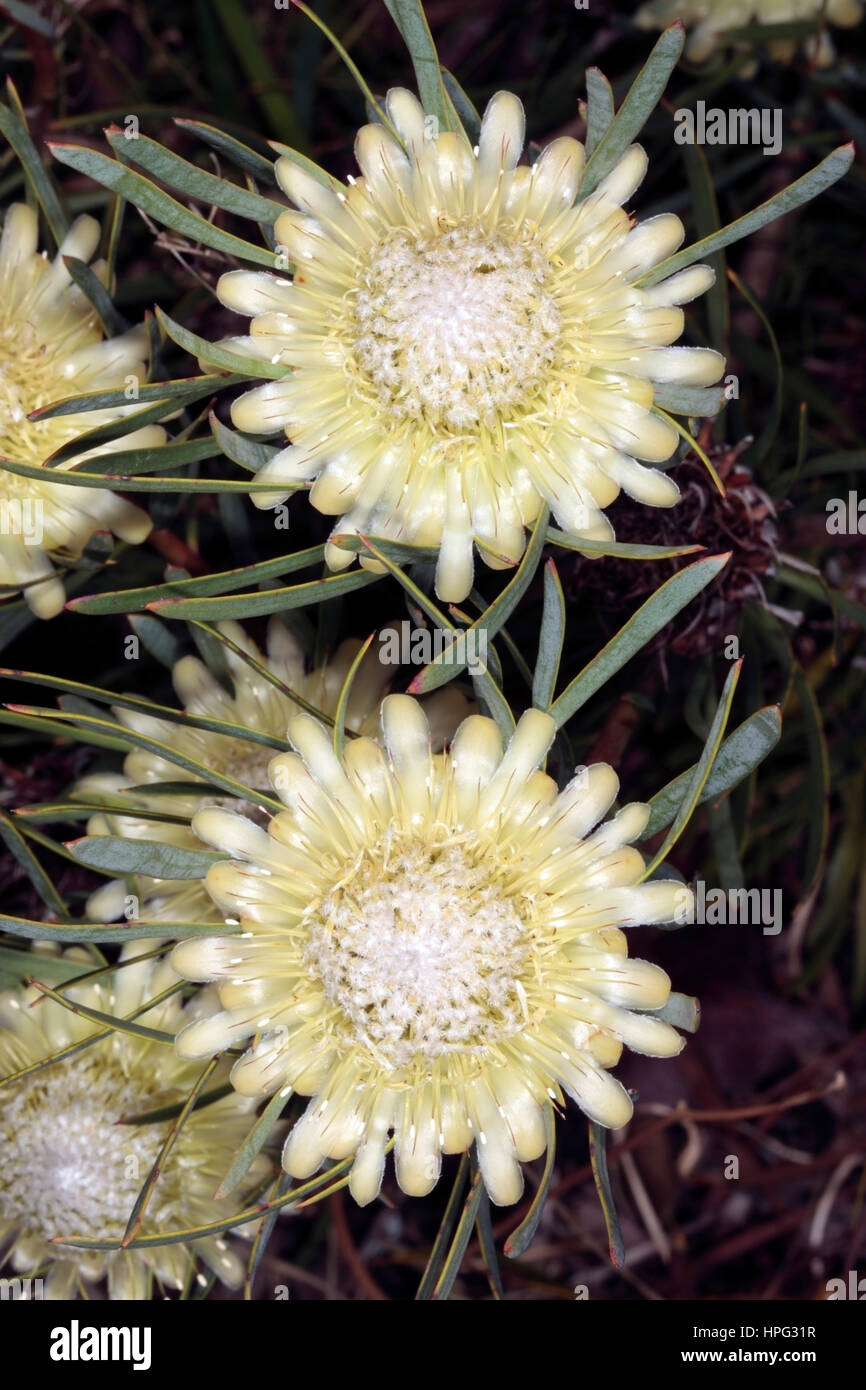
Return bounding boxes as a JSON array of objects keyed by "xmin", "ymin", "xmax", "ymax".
[
  {"xmin": 216, "ymin": 89, "xmax": 723, "ymax": 602},
  {"xmin": 79, "ymin": 618, "xmax": 472, "ymax": 924},
  {"xmin": 635, "ymin": 0, "xmax": 863, "ymax": 66},
  {"xmin": 0, "ymin": 204, "xmax": 160, "ymax": 618},
  {"xmin": 0, "ymin": 947, "xmax": 267, "ymax": 1298},
  {"xmin": 172, "ymin": 695, "xmax": 693, "ymax": 1208}
]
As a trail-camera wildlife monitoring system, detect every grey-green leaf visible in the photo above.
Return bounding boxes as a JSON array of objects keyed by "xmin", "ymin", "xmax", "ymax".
[
  {"xmin": 68, "ymin": 837, "xmax": 224, "ymax": 880},
  {"xmin": 579, "ymin": 25, "xmax": 685, "ymax": 199},
  {"xmin": 639, "ymin": 143, "xmax": 855, "ymax": 288}
]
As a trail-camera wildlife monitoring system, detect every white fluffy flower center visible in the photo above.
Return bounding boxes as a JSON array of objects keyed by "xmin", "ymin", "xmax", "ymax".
[
  {"xmin": 304, "ymin": 838, "xmax": 531, "ymax": 1068},
  {"xmin": 0, "ymin": 1052, "xmax": 163, "ymax": 1242},
  {"xmin": 351, "ymin": 223, "xmax": 561, "ymax": 431}
]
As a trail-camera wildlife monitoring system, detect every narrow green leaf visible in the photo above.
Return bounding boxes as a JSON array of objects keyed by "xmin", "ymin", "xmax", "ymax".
[
  {"xmin": 549, "ymin": 554, "xmax": 730, "ymax": 728},
  {"xmin": 69, "ymin": 437, "xmax": 219, "ymax": 476},
  {"xmin": 68, "ymin": 836, "xmax": 224, "ymax": 880},
  {"xmin": 579, "ymin": 25, "xmax": 685, "ymax": 199},
  {"xmin": 708, "ymin": 796, "xmax": 744, "ymax": 891},
  {"xmin": 332, "ymin": 634, "xmax": 375, "ymax": 757},
  {"xmin": 345, "ymin": 535, "xmax": 517, "ymax": 738},
  {"xmin": 532, "ymin": 560, "xmax": 566, "ymax": 711},
  {"xmin": 416, "ymin": 1157, "xmax": 469, "ymax": 1300},
  {"xmin": 383, "ymin": 0, "xmax": 462, "ymax": 133},
  {"xmin": 639, "ymin": 144, "xmax": 856, "ymax": 287},
  {"xmin": 245, "ymin": 1171, "xmax": 291, "ymax": 1299},
  {"xmin": 589, "ymin": 1122, "xmax": 625, "ymax": 1268},
  {"xmin": 470, "ymin": 666, "xmax": 516, "ymax": 741},
  {"xmin": 211, "ymin": 414, "xmax": 279, "ymax": 473},
  {"xmin": 122, "ymin": 1058, "xmax": 220, "ymax": 1246},
  {"xmin": 798, "ymin": 450, "xmax": 866, "ymax": 478},
  {"xmin": 642, "ymin": 660, "xmax": 742, "ymax": 879},
  {"xmin": 643, "ymin": 705, "xmax": 782, "ymax": 840},
  {"xmin": 0, "ymin": 707, "xmax": 130, "ymax": 752},
  {"xmin": 431, "ymin": 1164, "xmax": 484, "ymax": 1301},
  {"xmin": 189, "ymin": 620, "xmax": 338, "ymax": 728},
  {"xmin": 4, "ymin": 670, "xmax": 292, "ymax": 755},
  {"xmin": 128, "ymin": 614, "xmax": 183, "ymax": 669},
  {"xmin": 775, "ymin": 563, "xmax": 866, "ymax": 631},
  {"xmin": 31, "ymin": 375, "xmax": 247, "ymax": 420},
  {"xmin": 0, "ymin": 913, "xmax": 237, "ymax": 943},
  {"xmin": 584, "ymin": 67, "xmax": 615, "ymax": 159},
  {"xmin": 328, "ymin": 533, "xmax": 439, "ymax": 563},
  {"xmin": 475, "ymin": 1189, "xmax": 504, "ymax": 1299},
  {"xmin": 215, "ymin": 1087, "xmax": 289, "ymax": 1199},
  {"xmin": 119, "ymin": 1083, "xmax": 233, "ymax": 1126},
  {"xmin": 63, "ymin": 256, "xmax": 127, "ymax": 336},
  {"xmin": 155, "ymin": 307, "xmax": 286, "ymax": 378},
  {"xmin": 14, "ymin": 800, "xmax": 186, "ymax": 826},
  {"xmin": 653, "ymin": 408, "xmax": 726, "ymax": 496},
  {"xmin": 504, "ymin": 1105, "xmax": 557, "ymax": 1258},
  {"xmin": 1, "ymin": 0, "xmax": 55, "ymax": 37},
  {"xmin": 725, "ymin": 17, "xmax": 830, "ymax": 40},
  {"xmin": 0, "ymin": 89, "xmax": 69, "ymax": 244},
  {"xmin": 546, "ymin": 526, "xmax": 701, "ymax": 560},
  {"xmin": 0, "ymin": 594, "xmax": 38, "ymax": 654},
  {"xmin": 68, "ymin": 545, "xmax": 326, "ymax": 616},
  {"xmin": 45, "ymin": 397, "xmax": 195, "ymax": 466},
  {"xmin": 0, "ymin": 975, "xmax": 185, "ymax": 1094},
  {"xmin": 0, "ymin": 809, "xmax": 70, "ymax": 920},
  {"xmin": 680, "ymin": 139, "xmax": 728, "ymax": 354},
  {"xmin": 0, "ymin": 454, "xmax": 281, "ymax": 494},
  {"xmin": 175, "ymin": 117, "xmax": 278, "ymax": 184},
  {"xmin": 148, "ymin": 568, "xmax": 380, "ymax": 620},
  {"xmin": 27, "ymin": 977, "xmax": 180, "ymax": 1045},
  {"xmin": 106, "ymin": 128, "xmax": 285, "ymax": 224},
  {"xmin": 48, "ymin": 140, "xmax": 277, "ymax": 267}
]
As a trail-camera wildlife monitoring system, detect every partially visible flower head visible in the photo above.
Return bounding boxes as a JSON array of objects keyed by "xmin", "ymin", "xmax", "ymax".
[
  {"xmin": 79, "ymin": 618, "xmax": 473, "ymax": 924},
  {"xmin": 0, "ymin": 205, "xmax": 159, "ymax": 618},
  {"xmin": 0, "ymin": 947, "xmax": 266, "ymax": 1298},
  {"xmin": 218, "ymin": 89, "xmax": 723, "ymax": 602},
  {"xmin": 173, "ymin": 696, "xmax": 693, "ymax": 1208},
  {"xmin": 636, "ymin": 0, "xmax": 863, "ymax": 66}
]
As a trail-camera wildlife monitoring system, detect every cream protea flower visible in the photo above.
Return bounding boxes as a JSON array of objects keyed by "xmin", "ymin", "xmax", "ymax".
[
  {"xmin": 636, "ymin": 0, "xmax": 863, "ymax": 66},
  {"xmin": 172, "ymin": 696, "xmax": 693, "ymax": 1207},
  {"xmin": 0, "ymin": 204, "xmax": 158, "ymax": 618},
  {"xmin": 79, "ymin": 618, "xmax": 472, "ymax": 924},
  {"xmin": 0, "ymin": 947, "xmax": 267, "ymax": 1298},
  {"xmin": 217, "ymin": 90, "xmax": 724, "ymax": 602}
]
